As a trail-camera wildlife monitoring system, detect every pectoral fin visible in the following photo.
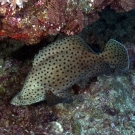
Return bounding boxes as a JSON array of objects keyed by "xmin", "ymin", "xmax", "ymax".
[{"xmin": 46, "ymin": 90, "xmax": 73, "ymax": 107}]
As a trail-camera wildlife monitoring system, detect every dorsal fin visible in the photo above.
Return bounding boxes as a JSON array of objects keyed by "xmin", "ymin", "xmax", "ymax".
[{"xmin": 33, "ymin": 36, "xmax": 98, "ymax": 67}]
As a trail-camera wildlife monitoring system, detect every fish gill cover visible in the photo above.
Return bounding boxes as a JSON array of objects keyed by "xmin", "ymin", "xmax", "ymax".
[{"xmin": 10, "ymin": 35, "xmax": 129, "ymax": 106}]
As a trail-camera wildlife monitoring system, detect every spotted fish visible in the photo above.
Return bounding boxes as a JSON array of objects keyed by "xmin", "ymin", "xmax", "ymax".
[{"xmin": 10, "ymin": 36, "xmax": 129, "ymax": 106}]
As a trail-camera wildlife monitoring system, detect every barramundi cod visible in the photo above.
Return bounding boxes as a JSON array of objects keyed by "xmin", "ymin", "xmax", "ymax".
[{"xmin": 10, "ymin": 36, "xmax": 129, "ymax": 106}]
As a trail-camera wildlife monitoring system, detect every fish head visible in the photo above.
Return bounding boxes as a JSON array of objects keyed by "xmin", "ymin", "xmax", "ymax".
[
  {"xmin": 11, "ymin": 69, "xmax": 46, "ymax": 106},
  {"xmin": 10, "ymin": 85, "xmax": 45, "ymax": 106}
]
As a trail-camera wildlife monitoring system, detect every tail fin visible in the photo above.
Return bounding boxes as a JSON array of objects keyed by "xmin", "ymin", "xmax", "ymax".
[{"xmin": 100, "ymin": 39, "xmax": 129, "ymax": 71}]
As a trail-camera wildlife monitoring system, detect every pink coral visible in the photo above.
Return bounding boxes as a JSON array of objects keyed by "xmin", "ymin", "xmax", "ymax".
[
  {"xmin": 111, "ymin": 0, "xmax": 135, "ymax": 12},
  {"xmin": 0, "ymin": 0, "xmax": 135, "ymax": 44},
  {"xmin": 0, "ymin": 0, "xmax": 28, "ymax": 9}
]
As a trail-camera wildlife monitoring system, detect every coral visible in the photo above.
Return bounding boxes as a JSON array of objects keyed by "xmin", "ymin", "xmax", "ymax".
[
  {"xmin": 111, "ymin": 0, "xmax": 135, "ymax": 12},
  {"xmin": 0, "ymin": 0, "xmax": 28, "ymax": 9},
  {"xmin": 45, "ymin": 122, "xmax": 64, "ymax": 134},
  {"xmin": 52, "ymin": 74, "xmax": 135, "ymax": 135},
  {"xmin": 0, "ymin": 0, "xmax": 135, "ymax": 44},
  {"xmin": 0, "ymin": 0, "xmax": 97, "ymax": 44}
]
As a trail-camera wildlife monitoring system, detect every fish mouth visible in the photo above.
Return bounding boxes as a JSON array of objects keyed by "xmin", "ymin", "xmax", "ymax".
[
  {"xmin": 10, "ymin": 92, "xmax": 24, "ymax": 106},
  {"xmin": 10, "ymin": 97, "xmax": 22, "ymax": 106}
]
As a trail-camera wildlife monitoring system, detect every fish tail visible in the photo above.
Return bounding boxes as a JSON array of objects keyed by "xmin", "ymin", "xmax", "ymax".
[{"xmin": 100, "ymin": 39, "xmax": 129, "ymax": 71}]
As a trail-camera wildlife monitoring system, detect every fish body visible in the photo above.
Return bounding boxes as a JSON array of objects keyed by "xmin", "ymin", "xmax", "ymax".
[{"xmin": 11, "ymin": 36, "xmax": 129, "ymax": 106}]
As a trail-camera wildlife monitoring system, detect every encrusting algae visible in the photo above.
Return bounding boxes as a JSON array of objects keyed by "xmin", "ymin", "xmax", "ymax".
[{"xmin": 10, "ymin": 35, "xmax": 129, "ymax": 106}]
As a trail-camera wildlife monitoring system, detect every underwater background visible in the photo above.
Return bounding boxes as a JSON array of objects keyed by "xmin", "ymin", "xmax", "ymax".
[{"xmin": 0, "ymin": 0, "xmax": 135, "ymax": 135}]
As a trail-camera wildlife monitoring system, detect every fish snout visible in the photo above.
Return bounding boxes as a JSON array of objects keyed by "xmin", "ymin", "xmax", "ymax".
[{"xmin": 10, "ymin": 92, "xmax": 23, "ymax": 106}]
